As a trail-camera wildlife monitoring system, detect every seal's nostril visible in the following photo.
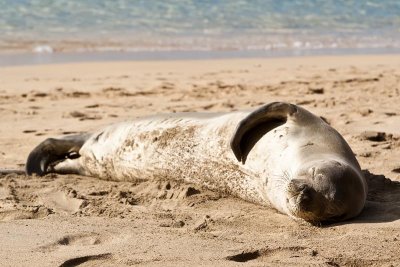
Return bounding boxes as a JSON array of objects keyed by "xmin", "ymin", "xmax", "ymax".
[
  {"xmin": 296, "ymin": 184, "xmax": 304, "ymax": 190},
  {"xmin": 298, "ymin": 186, "xmax": 314, "ymax": 208},
  {"xmin": 300, "ymin": 191, "xmax": 312, "ymax": 201},
  {"xmin": 288, "ymin": 180, "xmax": 310, "ymax": 195},
  {"xmin": 297, "ymin": 183, "xmax": 308, "ymax": 192}
]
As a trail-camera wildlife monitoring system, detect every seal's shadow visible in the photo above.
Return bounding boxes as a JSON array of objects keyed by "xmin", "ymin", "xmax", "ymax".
[{"xmin": 351, "ymin": 170, "xmax": 400, "ymax": 223}]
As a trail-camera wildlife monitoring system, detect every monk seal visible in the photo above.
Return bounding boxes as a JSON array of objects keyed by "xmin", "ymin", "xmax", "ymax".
[{"xmin": 26, "ymin": 102, "xmax": 367, "ymax": 223}]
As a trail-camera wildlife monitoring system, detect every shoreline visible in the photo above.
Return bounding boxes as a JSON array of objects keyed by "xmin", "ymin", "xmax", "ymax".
[{"xmin": 1, "ymin": 47, "xmax": 400, "ymax": 67}]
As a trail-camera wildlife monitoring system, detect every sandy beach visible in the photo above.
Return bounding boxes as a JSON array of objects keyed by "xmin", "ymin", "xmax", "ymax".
[{"xmin": 0, "ymin": 55, "xmax": 400, "ymax": 266}]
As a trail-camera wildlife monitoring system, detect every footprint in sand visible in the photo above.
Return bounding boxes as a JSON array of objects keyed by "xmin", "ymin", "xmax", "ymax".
[
  {"xmin": 58, "ymin": 253, "xmax": 113, "ymax": 267},
  {"xmin": 0, "ymin": 207, "xmax": 52, "ymax": 221},
  {"xmin": 37, "ymin": 189, "xmax": 84, "ymax": 214},
  {"xmin": 38, "ymin": 233, "xmax": 117, "ymax": 266},
  {"xmin": 39, "ymin": 233, "xmax": 110, "ymax": 252},
  {"xmin": 0, "ymin": 180, "xmax": 52, "ymax": 221},
  {"xmin": 226, "ymin": 246, "xmax": 309, "ymax": 263}
]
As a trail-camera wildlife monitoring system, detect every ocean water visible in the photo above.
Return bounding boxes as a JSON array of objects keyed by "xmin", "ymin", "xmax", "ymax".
[{"xmin": 0, "ymin": 0, "xmax": 400, "ymax": 58}]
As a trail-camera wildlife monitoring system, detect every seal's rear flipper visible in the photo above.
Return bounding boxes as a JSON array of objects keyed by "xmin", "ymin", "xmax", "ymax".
[
  {"xmin": 230, "ymin": 102, "xmax": 297, "ymax": 164},
  {"xmin": 26, "ymin": 134, "xmax": 90, "ymax": 176}
]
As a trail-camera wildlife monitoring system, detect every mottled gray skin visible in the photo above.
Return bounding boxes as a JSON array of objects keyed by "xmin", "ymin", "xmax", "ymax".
[{"xmin": 26, "ymin": 102, "xmax": 368, "ymax": 223}]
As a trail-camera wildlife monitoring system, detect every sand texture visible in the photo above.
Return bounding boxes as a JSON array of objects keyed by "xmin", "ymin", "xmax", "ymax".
[{"xmin": 0, "ymin": 55, "xmax": 400, "ymax": 266}]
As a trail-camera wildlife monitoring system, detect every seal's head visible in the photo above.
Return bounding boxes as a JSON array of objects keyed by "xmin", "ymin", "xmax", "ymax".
[
  {"xmin": 230, "ymin": 102, "xmax": 367, "ymax": 223},
  {"xmin": 285, "ymin": 160, "xmax": 367, "ymax": 224}
]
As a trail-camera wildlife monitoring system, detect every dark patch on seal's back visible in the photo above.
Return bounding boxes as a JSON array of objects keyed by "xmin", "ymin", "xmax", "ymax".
[{"xmin": 154, "ymin": 126, "xmax": 197, "ymax": 149}]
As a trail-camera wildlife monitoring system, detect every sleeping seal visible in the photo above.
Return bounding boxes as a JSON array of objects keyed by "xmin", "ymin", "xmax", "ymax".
[{"xmin": 26, "ymin": 102, "xmax": 367, "ymax": 223}]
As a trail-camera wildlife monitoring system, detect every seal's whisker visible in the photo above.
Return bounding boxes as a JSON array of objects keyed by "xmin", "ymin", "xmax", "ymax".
[{"xmin": 269, "ymin": 173, "xmax": 291, "ymax": 190}]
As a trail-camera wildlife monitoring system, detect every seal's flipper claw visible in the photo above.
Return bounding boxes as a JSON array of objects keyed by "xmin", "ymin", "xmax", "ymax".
[
  {"xmin": 26, "ymin": 134, "xmax": 89, "ymax": 176},
  {"xmin": 230, "ymin": 102, "xmax": 297, "ymax": 164},
  {"xmin": 26, "ymin": 139, "xmax": 56, "ymax": 175}
]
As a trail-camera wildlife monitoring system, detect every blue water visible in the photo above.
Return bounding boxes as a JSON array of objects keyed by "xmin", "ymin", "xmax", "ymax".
[{"xmin": 0, "ymin": 0, "xmax": 399, "ymax": 55}]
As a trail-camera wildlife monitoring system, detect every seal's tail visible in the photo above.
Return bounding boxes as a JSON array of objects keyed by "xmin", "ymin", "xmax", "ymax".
[{"xmin": 26, "ymin": 133, "xmax": 91, "ymax": 176}]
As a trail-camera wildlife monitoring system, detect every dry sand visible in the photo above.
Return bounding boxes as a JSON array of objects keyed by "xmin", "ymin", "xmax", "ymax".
[{"xmin": 0, "ymin": 55, "xmax": 400, "ymax": 266}]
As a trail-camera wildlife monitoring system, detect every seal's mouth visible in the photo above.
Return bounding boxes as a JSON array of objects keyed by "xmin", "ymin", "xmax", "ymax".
[
  {"xmin": 286, "ymin": 181, "xmax": 347, "ymax": 224},
  {"xmin": 287, "ymin": 195, "xmax": 321, "ymax": 223},
  {"xmin": 286, "ymin": 180, "xmax": 326, "ymax": 223}
]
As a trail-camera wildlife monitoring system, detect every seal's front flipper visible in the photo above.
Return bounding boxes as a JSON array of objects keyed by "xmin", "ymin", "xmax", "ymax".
[
  {"xmin": 230, "ymin": 102, "xmax": 297, "ymax": 164},
  {"xmin": 26, "ymin": 134, "xmax": 90, "ymax": 176}
]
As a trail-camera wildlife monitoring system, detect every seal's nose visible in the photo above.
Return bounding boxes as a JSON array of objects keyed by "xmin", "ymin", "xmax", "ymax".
[
  {"xmin": 297, "ymin": 186, "xmax": 314, "ymax": 210},
  {"xmin": 288, "ymin": 180, "xmax": 316, "ymax": 212}
]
